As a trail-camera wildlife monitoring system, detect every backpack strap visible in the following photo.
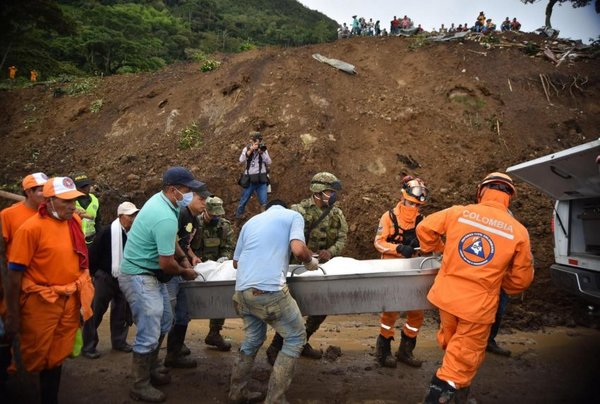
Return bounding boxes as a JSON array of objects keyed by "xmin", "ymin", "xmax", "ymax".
[
  {"xmin": 385, "ymin": 210, "xmax": 423, "ymax": 244},
  {"xmin": 386, "ymin": 209, "xmax": 402, "ymax": 243}
]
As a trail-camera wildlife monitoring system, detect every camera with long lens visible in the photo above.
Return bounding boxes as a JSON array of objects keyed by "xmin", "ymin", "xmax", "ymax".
[{"xmin": 259, "ymin": 143, "xmax": 267, "ymax": 151}]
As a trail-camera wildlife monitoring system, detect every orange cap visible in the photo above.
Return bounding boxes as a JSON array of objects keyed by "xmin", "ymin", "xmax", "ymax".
[
  {"xmin": 43, "ymin": 177, "xmax": 84, "ymax": 200},
  {"xmin": 22, "ymin": 172, "xmax": 49, "ymax": 190}
]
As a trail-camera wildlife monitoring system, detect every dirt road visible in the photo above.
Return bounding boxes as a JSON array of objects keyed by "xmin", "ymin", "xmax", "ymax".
[{"xmin": 5, "ymin": 313, "xmax": 600, "ymax": 403}]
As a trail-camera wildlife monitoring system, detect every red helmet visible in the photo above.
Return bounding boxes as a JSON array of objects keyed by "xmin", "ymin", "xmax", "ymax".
[
  {"xmin": 477, "ymin": 172, "xmax": 516, "ymax": 199},
  {"xmin": 401, "ymin": 178, "xmax": 428, "ymax": 204}
]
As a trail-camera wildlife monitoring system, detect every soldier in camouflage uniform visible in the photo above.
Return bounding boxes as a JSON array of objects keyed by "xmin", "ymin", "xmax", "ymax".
[
  {"xmin": 266, "ymin": 172, "xmax": 348, "ymax": 365},
  {"xmin": 189, "ymin": 196, "xmax": 234, "ymax": 351}
]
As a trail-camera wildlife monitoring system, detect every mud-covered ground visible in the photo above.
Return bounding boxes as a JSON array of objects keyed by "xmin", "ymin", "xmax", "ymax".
[{"xmin": 5, "ymin": 312, "xmax": 600, "ymax": 403}]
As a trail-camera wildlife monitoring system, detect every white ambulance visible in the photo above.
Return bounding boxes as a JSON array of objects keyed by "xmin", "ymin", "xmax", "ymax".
[{"xmin": 507, "ymin": 139, "xmax": 600, "ymax": 305}]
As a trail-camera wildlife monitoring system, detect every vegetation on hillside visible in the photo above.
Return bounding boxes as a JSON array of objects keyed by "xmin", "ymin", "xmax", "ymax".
[{"xmin": 0, "ymin": 0, "xmax": 338, "ymax": 79}]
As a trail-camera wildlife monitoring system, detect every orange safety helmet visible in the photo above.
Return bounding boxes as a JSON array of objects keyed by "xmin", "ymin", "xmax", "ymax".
[
  {"xmin": 477, "ymin": 172, "xmax": 516, "ymax": 200},
  {"xmin": 401, "ymin": 178, "xmax": 428, "ymax": 204}
]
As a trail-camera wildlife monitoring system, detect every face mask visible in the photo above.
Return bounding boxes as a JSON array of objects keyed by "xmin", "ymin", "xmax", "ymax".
[
  {"xmin": 399, "ymin": 203, "xmax": 419, "ymax": 226},
  {"xmin": 209, "ymin": 217, "xmax": 220, "ymax": 225},
  {"xmin": 49, "ymin": 199, "xmax": 61, "ymax": 220},
  {"xmin": 175, "ymin": 188, "xmax": 193, "ymax": 208},
  {"xmin": 326, "ymin": 191, "xmax": 337, "ymax": 207}
]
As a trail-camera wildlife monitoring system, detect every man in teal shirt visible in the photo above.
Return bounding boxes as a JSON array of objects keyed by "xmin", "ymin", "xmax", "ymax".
[{"xmin": 119, "ymin": 166, "xmax": 199, "ymax": 403}]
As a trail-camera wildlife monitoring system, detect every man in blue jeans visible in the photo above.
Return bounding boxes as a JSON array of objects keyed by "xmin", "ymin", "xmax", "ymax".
[
  {"xmin": 229, "ymin": 200, "xmax": 319, "ymax": 404},
  {"xmin": 119, "ymin": 167, "xmax": 200, "ymax": 403},
  {"xmin": 235, "ymin": 132, "xmax": 271, "ymax": 219}
]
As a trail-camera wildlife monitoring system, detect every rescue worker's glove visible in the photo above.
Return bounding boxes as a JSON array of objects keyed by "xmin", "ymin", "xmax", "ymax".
[
  {"xmin": 409, "ymin": 237, "xmax": 420, "ymax": 249},
  {"xmin": 396, "ymin": 244, "xmax": 415, "ymax": 258},
  {"xmin": 216, "ymin": 257, "xmax": 228, "ymax": 264},
  {"xmin": 303, "ymin": 257, "xmax": 320, "ymax": 271}
]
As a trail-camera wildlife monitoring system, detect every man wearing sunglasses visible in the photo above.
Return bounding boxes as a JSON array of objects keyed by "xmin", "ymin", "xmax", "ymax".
[{"xmin": 374, "ymin": 176, "xmax": 429, "ymax": 369}]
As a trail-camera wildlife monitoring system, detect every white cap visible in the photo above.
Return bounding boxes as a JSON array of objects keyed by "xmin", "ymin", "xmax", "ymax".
[{"xmin": 117, "ymin": 201, "xmax": 140, "ymax": 216}]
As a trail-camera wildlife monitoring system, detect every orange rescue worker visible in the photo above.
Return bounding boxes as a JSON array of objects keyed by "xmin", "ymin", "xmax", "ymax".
[
  {"xmin": 374, "ymin": 176, "xmax": 428, "ymax": 368},
  {"xmin": 5, "ymin": 177, "xmax": 94, "ymax": 404},
  {"xmin": 418, "ymin": 173, "xmax": 534, "ymax": 403},
  {"xmin": 8, "ymin": 66, "xmax": 16, "ymax": 80},
  {"xmin": 1, "ymin": 172, "xmax": 48, "ymax": 390},
  {"xmin": 30, "ymin": 70, "xmax": 37, "ymax": 82}
]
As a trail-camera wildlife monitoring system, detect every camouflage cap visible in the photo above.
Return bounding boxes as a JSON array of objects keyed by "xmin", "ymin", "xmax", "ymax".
[
  {"xmin": 206, "ymin": 196, "xmax": 225, "ymax": 216},
  {"xmin": 310, "ymin": 172, "xmax": 342, "ymax": 193}
]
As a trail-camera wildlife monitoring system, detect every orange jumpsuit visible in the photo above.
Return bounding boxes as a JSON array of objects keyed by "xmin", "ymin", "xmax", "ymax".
[
  {"xmin": 8, "ymin": 213, "xmax": 93, "ymax": 372},
  {"xmin": 417, "ymin": 189, "xmax": 534, "ymax": 388},
  {"xmin": 374, "ymin": 201, "xmax": 424, "ymax": 339},
  {"xmin": 1, "ymin": 202, "xmax": 39, "ymax": 322}
]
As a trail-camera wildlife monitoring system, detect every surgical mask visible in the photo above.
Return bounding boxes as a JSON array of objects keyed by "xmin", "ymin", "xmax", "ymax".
[
  {"xmin": 49, "ymin": 199, "xmax": 61, "ymax": 220},
  {"xmin": 175, "ymin": 188, "xmax": 193, "ymax": 208}
]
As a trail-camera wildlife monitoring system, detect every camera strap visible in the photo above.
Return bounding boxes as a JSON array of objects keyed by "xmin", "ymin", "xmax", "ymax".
[{"xmin": 244, "ymin": 148, "xmax": 252, "ymax": 174}]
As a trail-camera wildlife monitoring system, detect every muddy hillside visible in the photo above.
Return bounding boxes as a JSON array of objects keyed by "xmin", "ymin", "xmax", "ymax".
[{"xmin": 1, "ymin": 32, "xmax": 599, "ymax": 329}]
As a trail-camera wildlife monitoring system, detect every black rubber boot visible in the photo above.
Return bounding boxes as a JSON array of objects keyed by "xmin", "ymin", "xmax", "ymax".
[
  {"xmin": 396, "ymin": 330, "xmax": 423, "ymax": 368},
  {"xmin": 266, "ymin": 333, "xmax": 283, "ymax": 366},
  {"xmin": 264, "ymin": 352, "xmax": 297, "ymax": 404},
  {"xmin": 454, "ymin": 386, "xmax": 471, "ymax": 404},
  {"xmin": 228, "ymin": 352, "xmax": 263, "ymax": 404},
  {"xmin": 205, "ymin": 328, "xmax": 232, "ymax": 352},
  {"xmin": 300, "ymin": 330, "xmax": 322, "ymax": 360},
  {"xmin": 0, "ymin": 344, "xmax": 11, "ymax": 396},
  {"xmin": 180, "ymin": 343, "xmax": 191, "ymax": 356},
  {"xmin": 39, "ymin": 365, "xmax": 62, "ymax": 404},
  {"xmin": 151, "ymin": 335, "xmax": 172, "ymax": 385},
  {"xmin": 486, "ymin": 339, "xmax": 511, "ymax": 357},
  {"xmin": 165, "ymin": 325, "xmax": 197, "ymax": 368},
  {"xmin": 423, "ymin": 374, "xmax": 456, "ymax": 404},
  {"xmin": 131, "ymin": 352, "xmax": 166, "ymax": 402},
  {"xmin": 375, "ymin": 335, "xmax": 397, "ymax": 368}
]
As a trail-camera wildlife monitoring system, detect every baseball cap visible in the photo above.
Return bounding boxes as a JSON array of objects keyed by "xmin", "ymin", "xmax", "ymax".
[
  {"xmin": 117, "ymin": 201, "xmax": 140, "ymax": 216},
  {"xmin": 43, "ymin": 177, "xmax": 84, "ymax": 200},
  {"xmin": 195, "ymin": 182, "xmax": 212, "ymax": 199},
  {"xmin": 206, "ymin": 196, "xmax": 225, "ymax": 215},
  {"xmin": 162, "ymin": 167, "xmax": 203, "ymax": 190},
  {"xmin": 22, "ymin": 172, "xmax": 48, "ymax": 190},
  {"xmin": 72, "ymin": 173, "xmax": 91, "ymax": 188}
]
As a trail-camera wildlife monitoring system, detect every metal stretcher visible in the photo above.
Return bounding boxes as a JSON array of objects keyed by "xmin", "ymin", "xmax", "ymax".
[{"xmin": 183, "ymin": 256, "xmax": 441, "ymax": 319}]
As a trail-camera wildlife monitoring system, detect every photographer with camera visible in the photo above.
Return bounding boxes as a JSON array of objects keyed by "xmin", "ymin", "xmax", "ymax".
[{"xmin": 235, "ymin": 132, "xmax": 271, "ymax": 220}]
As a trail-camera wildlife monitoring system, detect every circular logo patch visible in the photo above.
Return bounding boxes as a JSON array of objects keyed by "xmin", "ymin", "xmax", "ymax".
[
  {"xmin": 458, "ymin": 232, "xmax": 495, "ymax": 266},
  {"xmin": 62, "ymin": 177, "xmax": 75, "ymax": 189}
]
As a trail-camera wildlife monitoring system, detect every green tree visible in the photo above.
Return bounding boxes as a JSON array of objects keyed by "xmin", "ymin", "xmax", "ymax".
[
  {"xmin": 522, "ymin": 0, "xmax": 600, "ymax": 29},
  {"xmin": 0, "ymin": 0, "xmax": 75, "ymax": 75}
]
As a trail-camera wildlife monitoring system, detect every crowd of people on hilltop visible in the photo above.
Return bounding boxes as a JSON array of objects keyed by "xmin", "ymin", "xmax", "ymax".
[{"xmin": 338, "ymin": 10, "xmax": 522, "ymax": 39}]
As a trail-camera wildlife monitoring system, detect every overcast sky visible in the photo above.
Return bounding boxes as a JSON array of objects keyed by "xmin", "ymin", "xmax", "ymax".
[{"xmin": 298, "ymin": 0, "xmax": 600, "ymax": 43}]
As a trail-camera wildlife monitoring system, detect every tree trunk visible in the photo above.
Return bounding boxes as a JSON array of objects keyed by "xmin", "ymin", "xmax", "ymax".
[{"xmin": 545, "ymin": 0, "xmax": 559, "ymax": 28}]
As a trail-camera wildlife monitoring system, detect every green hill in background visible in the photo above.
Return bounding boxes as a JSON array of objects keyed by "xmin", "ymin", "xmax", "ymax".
[{"xmin": 0, "ymin": 0, "xmax": 338, "ymax": 78}]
